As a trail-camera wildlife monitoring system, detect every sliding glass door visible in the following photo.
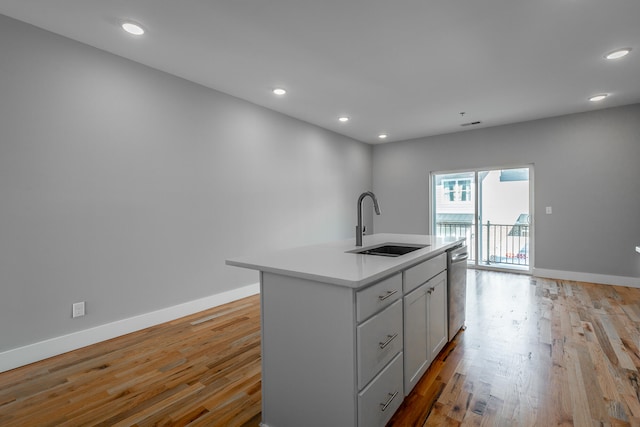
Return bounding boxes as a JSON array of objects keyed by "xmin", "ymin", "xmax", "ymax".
[{"xmin": 431, "ymin": 166, "xmax": 532, "ymax": 272}]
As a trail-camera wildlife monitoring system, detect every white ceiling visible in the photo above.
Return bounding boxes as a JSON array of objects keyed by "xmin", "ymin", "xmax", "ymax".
[{"xmin": 1, "ymin": 0, "xmax": 639, "ymax": 144}]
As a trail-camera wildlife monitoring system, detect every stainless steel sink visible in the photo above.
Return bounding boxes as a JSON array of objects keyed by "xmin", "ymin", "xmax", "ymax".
[{"xmin": 349, "ymin": 244, "xmax": 428, "ymax": 257}]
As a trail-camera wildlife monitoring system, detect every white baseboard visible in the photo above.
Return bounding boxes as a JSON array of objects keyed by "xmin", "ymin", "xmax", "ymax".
[
  {"xmin": 533, "ymin": 268, "xmax": 640, "ymax": 288},
  {"xmin": 0, "ymin": 283, "xmax": 260, "ymax": 374}
]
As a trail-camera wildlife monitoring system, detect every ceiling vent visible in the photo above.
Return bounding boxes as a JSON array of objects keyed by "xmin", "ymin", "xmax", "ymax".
[{"xmin": 461, "ymin": 121, "xmax": 482, "ymax": 127}]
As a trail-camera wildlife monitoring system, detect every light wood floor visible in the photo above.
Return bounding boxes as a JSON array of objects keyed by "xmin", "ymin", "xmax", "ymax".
[
  {"xmin": 391, "ymin": 270, "xmax": 640, "ymax": 426},
  {"xmin": 2, "ymin": 271, "xmax": 640, "ymax": 426},
  {"xmin": 0, "ymin": 296, "xmax": 263, "ymax": 427}
]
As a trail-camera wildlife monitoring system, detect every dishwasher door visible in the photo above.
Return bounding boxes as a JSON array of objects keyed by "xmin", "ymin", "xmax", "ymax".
[{"xmin": 447, "ymin": 245, "xmax": 468, "ymax": 341}]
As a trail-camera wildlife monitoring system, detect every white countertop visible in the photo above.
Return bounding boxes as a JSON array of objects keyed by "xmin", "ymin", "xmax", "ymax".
[{"xmin": 226, "ymin": 233, "xmax": 465, "ymax": 288}]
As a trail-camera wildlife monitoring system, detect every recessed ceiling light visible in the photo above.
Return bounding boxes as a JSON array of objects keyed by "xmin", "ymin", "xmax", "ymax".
[
  {"xmin": 605, "ymin": 48, "xmax": 631, "ymax": 60},
  {"xmin": 338, "ymin": 116, "xmax": 350, "ymax": 123},
  {"xmin": 121, "ymin": 21, "xmax": 145, "ymax": 36},
  {"xmin": 378, "ymin": 134, "xmax": 388, "ymax": 139},
  {"xmin": 589, "ymin": 94, "xmax": 608, "ymax": 102},
  {"xmin": 272, "ymin": 88, "xmax": 287, "ymax": 96}
]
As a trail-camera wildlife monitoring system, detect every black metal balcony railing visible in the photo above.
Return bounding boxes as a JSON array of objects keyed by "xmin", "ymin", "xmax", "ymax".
[{"xmin": 436, "ymin": 222, "xmax": 530, "ymax": 267}]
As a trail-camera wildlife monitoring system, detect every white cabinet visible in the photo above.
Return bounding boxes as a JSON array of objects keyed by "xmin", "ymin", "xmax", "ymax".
[
  {"xmin": 356, "ymin": 273, "xmax": 402, "ymax": 322},
  {"xmin": 404, "ymin": 252, "xmax": 446, "ymax": 293},
  {"xmin": 358, "ymin": 352, "xmax": 404, "ymax": 427},
  {"xmin": 357, "ymin": 300, "xmax": 403, "ymax": 389},
  {"xmin": 427, "ymin": 271, "xmax": 448, "ymax": 362},
  {"xmin": 355, "ymin": 276, "xmax": 404, "ymax": 427},
  {"xmin": 403, "ymin": 283, "xmax": 429, "ymax": 395},
  {"xmin": 259, "ymin": 254, "xmax": 450, "ymax": 426},
  {"xmin": 402, "ymin": 258, "xmax": 448, "ymax": 395},
  {"xmin": 260, "ymin": 272, "xmax": 404, "ymax": 427}
]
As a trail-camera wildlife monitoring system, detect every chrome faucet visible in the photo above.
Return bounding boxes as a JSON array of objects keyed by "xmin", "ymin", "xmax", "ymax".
[{"xmin": 356, "ymin": 191, "xmax": 381, "ymax": 246}]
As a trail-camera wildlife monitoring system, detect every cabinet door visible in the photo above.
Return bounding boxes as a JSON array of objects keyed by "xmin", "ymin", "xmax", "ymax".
[
  {"xmin": 403, "ymin": 284, "xmax": 428, "ymax": 395},
  {"xmin": 427, "ymin": 271, "xmax": 448, "ymax": 362}
]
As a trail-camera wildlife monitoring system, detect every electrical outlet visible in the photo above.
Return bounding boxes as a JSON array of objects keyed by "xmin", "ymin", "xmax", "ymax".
[
  {"xmin": 72, "ymin": 301, "xmax": 85, "ymax": 318},
  {"xmin": 545, "ymin": 206, "xmax": 552, "ymax": 214}
]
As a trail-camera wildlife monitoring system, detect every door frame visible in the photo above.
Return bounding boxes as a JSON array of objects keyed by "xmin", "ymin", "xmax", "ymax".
[{"xmin": 429, "ymin": 164, "xmax": 534, "ymax": 273}]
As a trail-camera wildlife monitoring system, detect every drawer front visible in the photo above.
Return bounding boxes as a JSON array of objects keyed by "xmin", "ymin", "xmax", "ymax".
[
  {"xmin": 356, "ymin": 273, "xmax": 402, "ymax": 322},
  {"xmin": 403, "ymin": 253, "xmax": 446, "ymax": 294},
  {"xmin": 357, "ymin": 300, "xmax": 403, "ymax": 389},
  {"xmin": 358, "ymin": 352, "xmax": 404, "ymax": 427}
]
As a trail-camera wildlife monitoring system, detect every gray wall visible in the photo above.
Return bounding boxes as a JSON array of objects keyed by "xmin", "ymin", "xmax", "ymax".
[
  {"xmin": 373, "ymin": 104, "xmax": 640, "ymax": 279},
  {"xmin": 0, "ymin": 15, "xmax": 372, "ymax": 352}
]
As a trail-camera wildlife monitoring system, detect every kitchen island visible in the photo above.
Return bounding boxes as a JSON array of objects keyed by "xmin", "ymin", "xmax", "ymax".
[{"xmin": 226, "ymin": 233, "xmax": 465, "ymax": 427}]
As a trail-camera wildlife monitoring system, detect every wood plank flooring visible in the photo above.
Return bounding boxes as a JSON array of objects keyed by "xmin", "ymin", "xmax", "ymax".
[
  {"xmin": 390, "ymin": 270, "xmax": 640, "ymax": 426},
  {"xmin": 2, "ymin": 271, "xmax": 640, "ymax": 426},
  {"xmin": 0, "ymin": 296, "xmax": 263, "ymax": 427}
]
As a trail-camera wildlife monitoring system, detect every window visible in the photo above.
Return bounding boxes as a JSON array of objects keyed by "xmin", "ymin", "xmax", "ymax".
[{"xmin": 443, "ymin": 179, "xmax": 471, "ymax": 202}]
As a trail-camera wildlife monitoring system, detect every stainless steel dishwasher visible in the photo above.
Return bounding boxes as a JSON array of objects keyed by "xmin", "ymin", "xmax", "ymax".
[{"xmin": 447, "ymin": 244, "xmax": 468, "ymax": 341}]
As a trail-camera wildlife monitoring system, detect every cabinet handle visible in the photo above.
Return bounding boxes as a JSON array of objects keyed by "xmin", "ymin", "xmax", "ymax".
[
  {"xmin": 378, "ymin": 290, "xmax": 398, "ymax": 301},
  {"xmin": 378, "ymin": 333, "xmax": 398, "ymax": 349},
  {"xmin": 380, "ymin": 391, "xmax": 399, "ymax": 412},
  {"xmin": 427, "ymin": 287, "xmax": 435, "ymax": 294},
  {"xmin": 451, "ymin": 253, "xmax": 469, "ymax": 262}
]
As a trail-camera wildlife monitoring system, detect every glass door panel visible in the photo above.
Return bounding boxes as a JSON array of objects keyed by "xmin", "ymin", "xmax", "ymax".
[
  {"xmin": 478, "ymin": 168, "xmax": 530, "ymax": 270},
  {"xmin": 432, "ymin": 171, "xmax": 476, "ymax": 263}
]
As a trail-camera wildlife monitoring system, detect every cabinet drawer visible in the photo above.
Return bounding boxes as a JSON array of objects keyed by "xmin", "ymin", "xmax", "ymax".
[
  {"xmin": 403, "ymin": 253, "xmax": 446, "ymax": 293},
  {"xmin": 356, "ymin": 273, "xmax": 402, "ymax": 322},
  {"xmin": 358, "ymin": 352, "xmax": 403, "ymax": 427},
  {"xmin": 357, "ymin": 300, "xmax": 403, "ymax": 389}
]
